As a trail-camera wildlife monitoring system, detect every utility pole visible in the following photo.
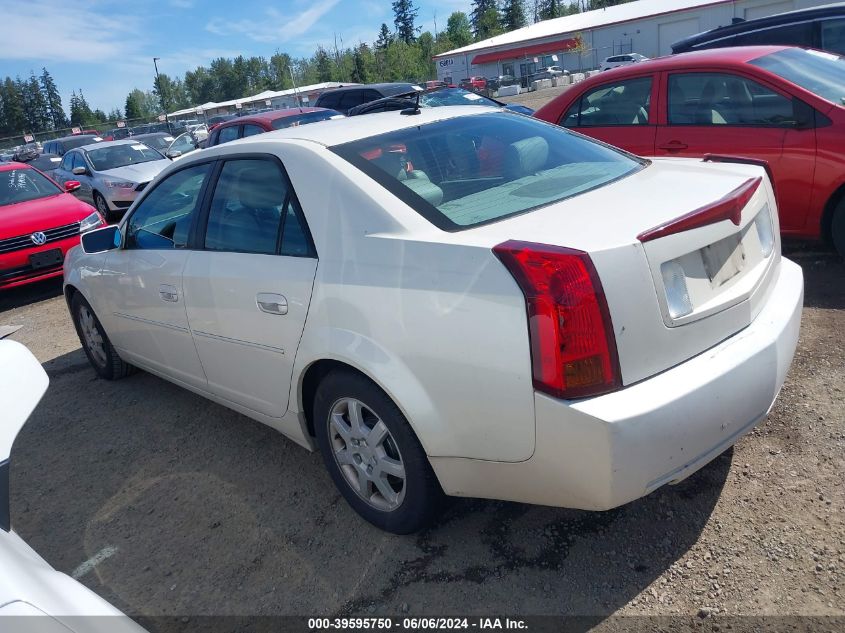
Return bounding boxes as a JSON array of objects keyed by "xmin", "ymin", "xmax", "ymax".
[{"xmin": 153, "ymin": 57, "xmax": 170, "ymax": 130}]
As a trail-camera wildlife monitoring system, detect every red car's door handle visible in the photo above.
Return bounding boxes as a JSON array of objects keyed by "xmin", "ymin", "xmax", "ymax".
[{"xmin": 658, "ymin": 141, "xmax": 689, "ymax": 151}]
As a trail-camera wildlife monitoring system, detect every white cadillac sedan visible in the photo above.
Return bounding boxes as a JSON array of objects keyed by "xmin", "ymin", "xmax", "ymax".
[{"xmin": 64, "ymin": 107, "xmax": 803, "ymax": 534}]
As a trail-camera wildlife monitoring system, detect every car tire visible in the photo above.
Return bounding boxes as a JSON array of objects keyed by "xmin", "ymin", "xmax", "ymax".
[
  {"xmin": 70, "ymin": 293, "xmax": 134, "ymax": 380},
  {"xmin": 313, "ymin": 370, "xmax": 444, "ymax": 534},
  {"xmin": 93, "ymin": 192, "xmax": 113, "ymax": 223},
  {"xmin": 832, "ymin": 200, "xmax": 845, "ymax": 258}
]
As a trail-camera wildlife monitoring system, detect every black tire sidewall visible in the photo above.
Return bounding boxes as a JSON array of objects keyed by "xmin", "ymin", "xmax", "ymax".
[
  {"xmin": 313, "ymin": 371, "xmax": 442, "ymax": 534},
  {"xmin": 94, "ymin": 192, "xmax": 111, "ymax": 222},
  {"xmin": 832, "ymin": 204, "xmax": 845, "ymax": 258},
  {"xmin": 71, "ymin": 294, "xmax": 117, "ymax": 380}
]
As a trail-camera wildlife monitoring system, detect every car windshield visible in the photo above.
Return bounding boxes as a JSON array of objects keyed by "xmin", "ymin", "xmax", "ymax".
[
  {"xmin": 271, "ymin": 110, "xmax": 341, "ymax": 130},
  {"xmin": 419, "ymin": 88, "xmax": 500, "ymax": 108},
  {"xmin": 750, "ymin": 48, "xmax": 845, "ymax": 105},
  {"xmin": 0, "ymin": 168, "xmax": 62, "ymax": 205},
  {"xmin": 139, "ymin": 136, "xmax": 174, "ymax": 150},
  {"xmin": 332, "ymin": 112, "xmax": 643, "ymax": 231},
  {"xmin": 86, "ymin": 143, "xmax": 164, "ymax": 171}
]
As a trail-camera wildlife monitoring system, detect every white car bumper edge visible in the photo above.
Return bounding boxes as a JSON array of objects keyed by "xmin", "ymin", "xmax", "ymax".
[{"xmin": 430, "ymin": 258, "xmax": 803, "ymax": 510}]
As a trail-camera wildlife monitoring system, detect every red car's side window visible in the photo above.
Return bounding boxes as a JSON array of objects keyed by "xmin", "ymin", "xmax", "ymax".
[
  {"xmin": 561, "ymin": 76, "xmax": 653, "ymax": 127},
  {"xmin": 667, "ymin": 72, "xmax": 796, "ymax": 127}
]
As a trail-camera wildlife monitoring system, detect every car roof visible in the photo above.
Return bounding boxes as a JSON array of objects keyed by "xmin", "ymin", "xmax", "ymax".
[
  {"xmin": 132, "ymin": 132, "xmax": 172, "ymax": 139},
  {"xmin": 0, "ymin": 161, "xmax": 31, "ymax": 172},
  {"xmin": 201, "ymin": 106, "xmax": 500, "ymax": 151},
  {"xmin": 321, "ymin": 83, "xmax": 415, "ymax": 94},
  {"xmin": 596, "ymin": 45, "xmax": 789, "ymax": 74},
  {"xmin": 48, "ymin": 134, "xmax": 100, "ymax": 144},
  {"xmin": 76, "ymin": 138, "xmax": 147, "ymax": 151},
  {"xmin": 674, "ymin": 2, "xmax": 845, "ymax": 51},
  {"xmin": 217, "ymin": 107, "xmax": 331, "ymax": 127}
]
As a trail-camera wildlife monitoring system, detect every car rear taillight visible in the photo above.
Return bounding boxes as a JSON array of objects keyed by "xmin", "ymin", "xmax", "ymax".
[{"xmin": 493, "ymin": 240, "xmax": 621, "ymax": 400}]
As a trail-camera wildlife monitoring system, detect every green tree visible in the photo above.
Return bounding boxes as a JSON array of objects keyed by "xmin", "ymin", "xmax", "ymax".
[
  {"xmin": 446, "ymin": 11, "xmax": 472, "ymax": 47},
  {"xmin": 417, "ymin": 31, "xmax": 436, "ymax": 79},
  {"xmin": 502, "ymin": 0, "xmax": 527, "ymax": 31},
  {"xmin": 184, "ymin": 67, "xmax": 216, "ymax": 104},
  {"xmin": 21, "ymin": 74, "xmax": 50, "ymax": 132},
  {"xmin": 470, "ymin": 0, "xmax": 500, "ymax": 39},
  {"xmin": 392, "ymin": 0, "xmax": 419, "ymax": 44},
  {"xmin": 375, "ymin": 23, "xmax": 393, "ymax": 51},
  {"xmin": 1, "ymin": 78, "xmax": 26, "ymax": 134},
  {"xmin": 39, "ymin": 68, "xmax": 66, "ymax": 129},
  {"xmin": 313, "ymin": 47, "xmax": 334, "ymax": 82},
  {"xmin": 124, "ymin": 89, "xmax": 148, "ymax": 120},
  {"xmin": 269, "ymin": 52, "xmax": 294, "ymax": 89},
  {"xmin": 351, "ymin": 44, "xmax": 375, "ymax": 83}
]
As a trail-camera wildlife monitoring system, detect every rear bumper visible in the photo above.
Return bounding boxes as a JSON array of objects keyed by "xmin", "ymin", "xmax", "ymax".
[{"xmin": 430, "ymin": 258, "xmax": 803, "ymax": 509}]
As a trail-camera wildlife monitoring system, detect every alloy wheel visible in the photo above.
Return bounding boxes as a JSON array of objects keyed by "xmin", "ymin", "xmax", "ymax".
[
  {"xmin": 78, "ymin": 305, "xmax": 107, "ymax": 367},
  {"xmin": 328, "ymin": 397, "xmax": 406, "ymax": 511}
]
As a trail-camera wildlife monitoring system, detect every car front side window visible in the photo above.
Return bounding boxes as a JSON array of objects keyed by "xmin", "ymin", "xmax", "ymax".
[
  {"xmin": 125, "ymin": 162, "xmax": 212, "ymax": 250},
  {"xmin": 668, "ymin": 72, "xmax": 796, "ymax": 126},
  {"xmin": 562, "ymin": 76, "xmax": 652, "ymax": 127},
  {"xmin": 203, "ymin": 158, "xmax": 313, "ymax": 256},
  {"xmin": 217, "ymin": 126, "xmax": 240, "ymax": 145}
]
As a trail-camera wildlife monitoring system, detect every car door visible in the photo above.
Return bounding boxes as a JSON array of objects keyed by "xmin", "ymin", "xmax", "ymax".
[
  {"xmin": 71, "ymin": 152, "xmax": 95, "ymax": 204},
  {"xmin": 654, "ymin": 70, "xmax": 816, "ymax": 232},
  {"xmin": 95, "ymin": 161, "xmax": 214, "ymax": 389},
  {"xmin": 182, "ymin": 156, "xmax": 318, "ymax": 418},
  {"xmin": 560, "ymin": 74, "xmax": 658, "ymax": 156}
]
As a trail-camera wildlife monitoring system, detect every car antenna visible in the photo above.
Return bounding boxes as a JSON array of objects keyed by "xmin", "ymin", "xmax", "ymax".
[
  {"xmin": 401, "ymin": 89, "xmax": 421, "ymax": 116},
  {"xmin": 288, "ymin": 66, "xmax": 304, "ymax": 113}
]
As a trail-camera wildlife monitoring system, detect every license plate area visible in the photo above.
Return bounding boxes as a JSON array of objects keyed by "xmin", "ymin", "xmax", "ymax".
[
  {"xmin": 29, "ymin": 248, "xmax": 63, "ymax": 270},
  {"xmin": 701, "ymin": 233, "xmax": 745, "ymax": 288}
]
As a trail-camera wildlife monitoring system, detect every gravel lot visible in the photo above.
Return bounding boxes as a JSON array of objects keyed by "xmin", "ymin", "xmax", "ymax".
[{"xmin": 1, "ymin": 97, "xmax": 843, "ymax": 627}]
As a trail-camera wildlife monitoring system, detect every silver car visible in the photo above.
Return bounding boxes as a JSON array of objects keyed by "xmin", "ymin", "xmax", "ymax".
[{"xmin": 52, "ymin": 139, "xmax": 171, "ymax": 221}]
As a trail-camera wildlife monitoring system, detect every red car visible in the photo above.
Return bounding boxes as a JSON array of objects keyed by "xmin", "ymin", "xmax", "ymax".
[
  {"xmin": 460, "ymin": 76, "xmax": 487, "ymax": 91},
  {"xmin": 206, "ymin": 108, "xmax": 341, "ymax": 147},
  {"xmin": 0, "ymin": 162, "xmax": 104, "ymax": 290},
  {"xmin": 534, "ymin": 45, "xmax": 845, "ymax": 254}
]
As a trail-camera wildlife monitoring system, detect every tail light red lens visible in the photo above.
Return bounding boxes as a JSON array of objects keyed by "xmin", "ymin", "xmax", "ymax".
[{"xmin": 493, "ymin": 240, "xmax": 621, "ymax": 399}]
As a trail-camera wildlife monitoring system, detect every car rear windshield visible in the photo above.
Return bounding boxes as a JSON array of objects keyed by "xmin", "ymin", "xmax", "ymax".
[
  {"xmin": 332, "ymin": 112, "xmax": 643, "ymax": 231},
  {"xmin": 0, "ymin": 168, "xmax": 61, "ymax": 205},
  {"xmin": 87, "ymin": 143, "xmax": 163, "ymax": 171},
  {"xmin": 750, "ymin": 47, "xmax": 845, "ymax": 105},
  {"xmin": 271, "ymin": 110, "xmax": 341, "ymax": 130}
]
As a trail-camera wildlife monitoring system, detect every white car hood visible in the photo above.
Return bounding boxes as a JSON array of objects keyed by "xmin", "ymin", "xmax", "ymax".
[{"xmin": 98, "ymin": 159, "xmax": 170, "ymax": 184}]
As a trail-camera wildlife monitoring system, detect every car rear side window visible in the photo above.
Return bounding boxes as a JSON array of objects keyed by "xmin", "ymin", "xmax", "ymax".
[
  {"xmin": 217, "ymin": 126, "xmax": 240, "ymax": 144},
  {"xmin": 203, "ymin": 158, "xmax": 314, "ymax": 256},
  {"xmin": 562, "ymin": 76, "xmax": 652, "ymax": 126},
  {"xmin": 332, "ymin": 112, "xmax": 643, "ymax": 231},
  {"xmin": 668, "ymin": 72, "xmax": 796, "ymax": 126},
  {"xmin": 243, "ymin": 124, "xmax": 264, "ymax": 137},
  {"xmin": 125, "ymin": 163, "xmax": 212, "ymax": 250},
  {"xmin": 339, "ymin": 90, "xmax": 364, "ymax": 110},
  {"xmin": 821, "ymin": 18, "xmax": 845, "ymax": 54}
]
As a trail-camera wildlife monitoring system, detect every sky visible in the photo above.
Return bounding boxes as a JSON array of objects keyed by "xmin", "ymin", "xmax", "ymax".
[{"xmin": 1, "ymin": 0, "xmax": 472, "ymax": 113}]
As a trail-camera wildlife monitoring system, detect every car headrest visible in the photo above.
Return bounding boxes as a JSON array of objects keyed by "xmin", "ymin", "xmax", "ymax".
[
  {"xmin": 504, "ymin": 136, "xmax": 548, "ymax": 180},
  {"xmin": 234, "ymin": 167, "xmax": 286, "ymax": 210},
  {"xmin": 402, "ymin": 172, "xmax": 443, "ymax": 206}
]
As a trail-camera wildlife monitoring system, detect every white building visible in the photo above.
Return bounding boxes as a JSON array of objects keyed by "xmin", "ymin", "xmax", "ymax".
[{"xmin": 434, "ymin": 0, "xmax": 831, "ymax": 84}]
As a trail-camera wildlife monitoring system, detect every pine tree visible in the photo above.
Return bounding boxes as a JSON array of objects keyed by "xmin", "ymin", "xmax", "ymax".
[
  {"xmin": 2, "ymin": 78, "xmax": 26, "ymax": 134},
  {"xmin": 392, "ymin": 0, "xmax": 419, "ymax": 44},
  {"xmin": 375, "ymin": 23, "xmax": 393, "ymax": 51},
  {"xmin": 501, "ymin": 0, "xmax": 527, "ymax": 31},
  {"xmin": 470, "ymin": 0, "xmax": 500, "ymax": 39},
  {"xmin": 39, "ymin": 68, "xmax": 66, "ymax": 129},
  {"xmin": 70, "ymin": 89, "xmax": 95, "ymax": 126},
  {"xmin": 124, "ymin": 90, "xmax": 144, "ymax": 120},
  {"xmin": 314, "ymin": 47, "xmax": 333, "ymax": 82}
]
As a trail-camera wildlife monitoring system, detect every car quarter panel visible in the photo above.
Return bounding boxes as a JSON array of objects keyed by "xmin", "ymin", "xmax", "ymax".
[{"xmin": 270, "ymin": 140, "xmax": 537, "ymax": 462}]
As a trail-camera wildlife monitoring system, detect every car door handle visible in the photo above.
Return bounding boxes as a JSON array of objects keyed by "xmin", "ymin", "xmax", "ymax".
[
  {"xmin": 159, "ymin": 284, "xmax": 179, "ymax": 302},
  {"xmin": 256, "ymin": 293, "xmax": 288, "ymax": 315},
  {"xmin": 658, "ymin": 141, "xmax": 689, "ymax": 151}
]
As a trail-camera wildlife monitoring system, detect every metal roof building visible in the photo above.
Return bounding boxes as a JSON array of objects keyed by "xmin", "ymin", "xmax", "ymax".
[{"xmin": 433, "ymin": 0, "xmax": 831, "ymax": 83}]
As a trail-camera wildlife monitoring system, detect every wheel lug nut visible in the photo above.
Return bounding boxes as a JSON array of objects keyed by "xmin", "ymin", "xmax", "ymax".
[{"xmin": 366, "ymin": 465, "xmax": 373, "ymax": 474}]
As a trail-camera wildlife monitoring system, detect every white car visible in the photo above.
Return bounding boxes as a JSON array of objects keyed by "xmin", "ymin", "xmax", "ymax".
[
  {"xmin": 0, "ymin": 340, "xmax": 146, "ymax": 632},
  {"xmin": 600, "ymin": 53, "xmax": 649, "ymax": 71},
  {"xmin": 64, "ymin": 107, "xmax": 803, "ymax": 533}
]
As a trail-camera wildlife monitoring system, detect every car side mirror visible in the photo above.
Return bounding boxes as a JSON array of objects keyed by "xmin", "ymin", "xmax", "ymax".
[
  {"xmin": 64, "ymin": 180, "xmax": 81, "ymax": 193},
  {"xmin": 72, "ymin": 166, "xmax": 88, "ymax": 176},
  {"xmin": 81, "ymin": 225, "xmax": 121, "ymax": 254},
  {"xmin": 166, "ymin": 150, "xmax": 182, "ymax": 159}
]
